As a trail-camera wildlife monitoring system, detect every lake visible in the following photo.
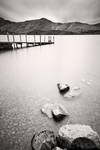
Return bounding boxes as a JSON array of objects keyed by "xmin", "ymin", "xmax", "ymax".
[{"xmin": 0, "ymin": 35, "xmax": 100, "ymax": 150}]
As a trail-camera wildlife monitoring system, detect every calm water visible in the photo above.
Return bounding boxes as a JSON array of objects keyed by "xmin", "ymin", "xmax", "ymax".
[{"xmin": 0, "ymin": 35, "xmax": 100, "ymax": 150}]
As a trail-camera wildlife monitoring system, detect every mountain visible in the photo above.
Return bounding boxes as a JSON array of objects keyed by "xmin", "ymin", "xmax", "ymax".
[
  {"xmin": 0, "ymin": 17, "xmax": 12, "ymax": 27},
  {"xmin": 0, "ymin": 17, "xmax": 100, "ymax": 34},
  {"xmin": 94, "ymin": 23, "xmax": 100, "ymax": 27}
]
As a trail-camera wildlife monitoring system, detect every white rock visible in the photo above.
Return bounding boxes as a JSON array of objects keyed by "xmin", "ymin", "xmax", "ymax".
[
  {"xmin": 41, "ymin": 103, "xmax": 54, "ymax": 118},
  {"xmin": 55, "ymin": 147, "xmax": 63, "ymax": 150},
  {"xmin": 41, "ymin": 103, "xmax": 69, "ymax": 119},
  {"xmin": 59, "ymin": 124, "xmax": 100, "ymax": 148}
]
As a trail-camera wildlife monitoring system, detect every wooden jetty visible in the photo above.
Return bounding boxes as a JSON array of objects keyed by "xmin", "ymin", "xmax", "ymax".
[{"xmin": 0, "ymin": 34, "xmax": 55, "ymax": 50}]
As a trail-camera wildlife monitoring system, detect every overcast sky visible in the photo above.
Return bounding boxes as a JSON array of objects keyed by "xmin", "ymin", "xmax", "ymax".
[{"xmin": 0, "ymin": 0, "xmax": 100, "ymax": 24}]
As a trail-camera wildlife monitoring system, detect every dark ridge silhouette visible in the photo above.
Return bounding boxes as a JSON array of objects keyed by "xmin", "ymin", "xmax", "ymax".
[{"xmin": 0, "ymin": 17, "xmax": 100, "ymax": 34}]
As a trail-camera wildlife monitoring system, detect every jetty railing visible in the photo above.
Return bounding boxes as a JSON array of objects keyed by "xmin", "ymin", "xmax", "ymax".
[{"xmin": 0, "ymin": 34, "xmax": 55, "ymax": 50}]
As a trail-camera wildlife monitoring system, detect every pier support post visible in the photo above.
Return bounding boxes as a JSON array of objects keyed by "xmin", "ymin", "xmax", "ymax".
[
  {"xmin": 33, "ymin": 35, "xmax": 36, "ymax": 46},
  {"xmin": 48, "ymin": 36, "xmax": 51, "ymax": 43},
  {"xmin": 40, "ymin": 35, "xmax": 41, "ymax": 45},
  {"xmin": 21, "ymin": 43, "xmax": 22, "ymax": 48},
  {"xmin": 44, "ymin": 36, "xmax": 46, "ymax": 43},
  {"xmin": 19, "ymin": 35, "xmax": 22, "ymax": 42},
  {"xmin": 25, "ymin": 34, "xmax": 28, "ymax": 47},
  {"xmin": 53, "ymin": 36, "xmax": 55, "ymax": 43},
  {"xmin": 12, "ymin": 34, "xmax": 15, "ymax": 49},
  {"xmin": 16, "ymin": 43, "xmax": 18, "ymax": 49},
  {"xmin": 19, "ymin": 35, "xmax": 22, "ymax": 48},
  {"xmin": 7, "ymin": 32, "xmax": 10, "ymax": 42}
]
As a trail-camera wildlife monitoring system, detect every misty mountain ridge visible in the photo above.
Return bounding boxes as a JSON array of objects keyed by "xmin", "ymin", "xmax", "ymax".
[{"xmin": 0, "ymin": 17, "xmax": 100, "ymax": 34}]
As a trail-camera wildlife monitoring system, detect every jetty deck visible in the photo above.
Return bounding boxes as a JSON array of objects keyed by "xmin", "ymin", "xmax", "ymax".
[{"xmin": 0, "ymin": 34, "xmax": 55, "ymax": 50}]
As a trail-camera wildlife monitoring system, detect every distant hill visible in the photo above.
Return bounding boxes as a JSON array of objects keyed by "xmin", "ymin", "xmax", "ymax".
[
  {"xmin": 94, "ymin": 23, "xmax": 100, "ymax": 27},
  {"xmin": 0, "ymin": 17, "xmax": 100, "ymax": 34}
]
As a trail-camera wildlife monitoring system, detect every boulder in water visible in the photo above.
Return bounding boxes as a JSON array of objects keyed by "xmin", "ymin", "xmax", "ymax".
[
  {"xmin": 58, "ymin": 124, "xmax": 100, "ymax": 149},
  {"xmin": 41, "ymin": 103, "xmax": 69, "ymax": 121},
  {"xmin": 31, "ymin": 130, "xmax": 57, "ymax": 150},
  {"xmin": 56, "ymin": 135, "xmax": 71, "ymax": 149},
  {"xmin": 70, "ymin": 137, "xmax": 99, "ymax": 150},
  {"xmin": 57, "ymin": 83, "xmax": 81, "ymax": 99},
  {"xmin": 52, "ymin": 105, "xmax": 68, "ymax": 121},
  {"xmin": 64, "ymin": 88, "xmax": 81, "ymax": 98},
  {"xmin": 41, "ymin": 103, "xmax": 54, "ymax": 118},
  {"xmin": 57, "ymin": 83, "xmax": 70, "ymax": 95}
]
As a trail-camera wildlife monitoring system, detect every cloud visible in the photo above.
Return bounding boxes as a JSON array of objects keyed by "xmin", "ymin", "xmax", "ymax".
[{"xmin": 0, "ymin": 0, "xmax": 100, "ymax": 23}]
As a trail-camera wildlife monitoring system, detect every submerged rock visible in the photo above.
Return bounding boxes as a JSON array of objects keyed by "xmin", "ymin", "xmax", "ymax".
[
  {"xmin": 31, "ymin": 130, "xmax": 57, "ymax": 150},
  {"xmin": 56, "ymin": 135, "xmax": 71, "ymax": 149},
  {"xmin": 64, "ymin": 88, "xmax": 81, "ymax": 98},
  {"xmin": 52, "ymin": 105, "xmax": 67, "ymax": 121},
  {"xmin": 57, "ymin": 83, "xmax": 70, "ymax": 95},
  {"xmin": 41, "ymin": 103, "xmax": 54, "ymax": 118},
  {"xmin": 57, "ymin": 83, "xmax": 81, "ymax": 99},
  {"xmin": 41, "ymin": 103, "xmax": 69, "ymax": 121},
  {"xmin": 70, "ymin": 137, "xmax": 99, "ymax": 150},
  {"xmin": 59, "ymin": 124, "xmax": 100, "ymax": 149},
  {"xmin": 55, "ymin": 147, "xmax": 64, "ymax": 150}
]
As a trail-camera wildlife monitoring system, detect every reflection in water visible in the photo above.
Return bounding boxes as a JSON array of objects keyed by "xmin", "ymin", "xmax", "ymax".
[{"xmin": 0, "ymin": 35, "xmax": 100, "ymax": 150}]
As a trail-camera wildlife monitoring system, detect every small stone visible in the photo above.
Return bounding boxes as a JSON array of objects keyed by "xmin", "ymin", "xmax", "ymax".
[
  {"xmin": 55, "ymin": 147, "xmax": 63, "ymax": 150},
  {"xmin": 64, "ymin": 89, "xmax": 81, "ymax": 98},
  {"xmin": 52, "ymin": 105, "xmax": 68, "ymax": 122},
  {"xmin": 57, "ymin": 83, "xmax": 70, "ymax": 95},
  {"xmin": 73, "ymin": 86, "xmax": 80, "ymax": 90}
]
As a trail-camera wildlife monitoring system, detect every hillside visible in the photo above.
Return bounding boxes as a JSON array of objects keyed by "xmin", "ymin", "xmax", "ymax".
[{"xmin": 0, "ymin": 17, "xmax": 100, "ymax": 34}]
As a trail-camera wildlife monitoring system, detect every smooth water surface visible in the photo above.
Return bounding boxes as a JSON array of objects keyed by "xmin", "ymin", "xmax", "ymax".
[{"xmin": 0, "ymin": 35, "xmax": 100, "ymax": 150}]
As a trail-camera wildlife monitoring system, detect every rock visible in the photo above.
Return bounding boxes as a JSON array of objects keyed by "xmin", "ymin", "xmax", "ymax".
[
  {"xmin": 64, "ymin": 88, "xmax": 81, "ymax": 98},
  {"xmin": 73, "ymin": 86, "xmax": 80, "ymax": 90},
  {"xmin": 57, "ymin": 83, "xmax": 70, "ymax": 95},
  {"xmin": 52, "ymin": 105, "xmax": 68, "ymax": 121},
  {"xmin": 56, "ymin": 135, "xmax": 71, "ymax": 149},
  {"xmin": 57, "ymin": 83, "xmax": 81, "ymax": 99},
  {"xmin": 41, "ymin": 103, "xmax": 69, "ymax": 121},
  {"xmin": 70, "ymin": 137, "xmax": 99, "ymax": 150},
  {"xmin": 59, "ymin": 124, "xmax": 100, "ymax": 149},
  {"xmin": 81, "ymin": 78, "xmax": 92, "ymax": 86},
  {"xmin": 31, "ymin": 130, "xmax": 57, "ymax": 150},
  {"xmin": 55, "ymin": 147, "xmax": 64, "ymax": 150},
  {"xmin": 41, "ymin": 103, "xmax": 54, "ymax": 118}
]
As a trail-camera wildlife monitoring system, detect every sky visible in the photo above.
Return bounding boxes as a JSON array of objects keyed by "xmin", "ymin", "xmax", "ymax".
[{"xmin": 0, "ymin": 0, "xmax": 100, "ymax": 24}]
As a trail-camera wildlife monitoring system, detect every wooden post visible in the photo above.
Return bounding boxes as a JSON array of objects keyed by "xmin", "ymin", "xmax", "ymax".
[
  {"xmin": 34, "ymin": 35, "xmax": 36, "ymax": 45},
  {"xmin": 7, "ymin": 32, "xmax": 10, "ymax": 42},
  {"xmin": 19, "ymin": 35, "xmax": 22, "ymax": 48},
  {"xmin": 50, "ymin": 36, "xmax": 51, "ymax": 43},
  {"xmin": 12, "ymin": 34, "xmax": 15, "ymax": 49},
  {"xmin": 19, "ymin": 35, "xmax": 22, "ymax": 42},
  {"xmin": 20, "ymin": 43, "xmax": 22, "ymax": 48},
  {"xmin": 44, "ymin": 36, "xmax": 46, "ymax": 43},
  {"xmin": 12, "ymin": 34, "xmax": 15, "ymax": 42},
  {"xmin": 25, "ymin": 34, "xmax": 28, "ymax": 47},
  {"xmin": 53, "ymin": 36, "xmax": 55, "ymax": 43},
  {"xmin": 48, "ymin": 36, "xmax": 51, "ymax": 43},
  {"xmin": 40, "ymin": 35, "xmax": 41, "ymax": 45},
  {"xmin": 16, "ymin": 43, "xmax": 18, "ymax": 49}
]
